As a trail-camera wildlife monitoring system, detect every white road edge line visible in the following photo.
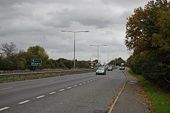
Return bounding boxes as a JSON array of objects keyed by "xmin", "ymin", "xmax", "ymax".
[
  {"xmin": 59, "ymin": 89, "xmax": 65, "ymax": 92},
  {"xmin": 49, "ymin": 92, "xmax": 56, "ymax": 95},
  {"xmin": 74, "ymin": 85, "xmax": 77, "ymax": 87},
  {"xmin": 18, "ymin": 100, "xmax": 30, "ymax": 105},
  {"xmin": 67, "ymin": 87, "xmax": 72, "ymax": 89},
  {"xmin": 36, "ymin": 95, "xmax": 45, "ymax": 99},
  {"xmin": 0, "ymin": 107, "xmax": 10, "ymax": 111}
]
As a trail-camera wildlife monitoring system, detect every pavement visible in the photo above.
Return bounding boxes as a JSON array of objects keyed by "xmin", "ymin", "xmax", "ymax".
[
  {"xmin": 112, "ymin": 71, "xmax": 150, "ymax": 113},
  {"xmin": 0, "ymin": 69, "xmax": 125, "ymax": 113}
]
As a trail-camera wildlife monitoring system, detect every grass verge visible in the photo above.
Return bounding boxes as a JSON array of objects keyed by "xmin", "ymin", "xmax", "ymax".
[
  {"xmin": 0, "ymin": 69, "xmax": 94, "ymax": 83},
  {"xmin": 128, "ymin": 70, "xmax": 170, "ymax": 113}
]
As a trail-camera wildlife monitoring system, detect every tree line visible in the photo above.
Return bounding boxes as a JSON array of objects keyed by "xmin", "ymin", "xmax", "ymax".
[
  {"xmin": 125, "ymin": 0, "xmax": 170, "ymax": 91},
  {"xmin": 0, "ymin": 42, "xmax": 91, "ymax": 70},
  {"xmin": 108, "ymin": 57, "xmax": 126, "ymax": 66}
]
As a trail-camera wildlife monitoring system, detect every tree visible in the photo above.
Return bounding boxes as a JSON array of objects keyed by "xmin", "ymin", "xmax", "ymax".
[
  {"xmin": 57, "ymin": 58, "xmax": 72, "ymax": 69},
  {"xmin": 16, "ymin": 51, "xmax": 28, "ymax": 70},
  {"xmin": 0, "ymin": 42, "xmax": 17, "ymax": 57},
  {"xmin": 77, "ymin": 60, "xmax": 90, "ymax": 68},
  {"xmin": 125, "ymin": 0, "xmax": 170, "ymax": 91},
  {"xmin": 27, "ymin": 45, "xmax": 49, "ymax": 69},
  {"xmin": 109, "ymin": 57, "xmax": 126, "ymax": 66},
  {"xmin": 125, "ymin": 0, "xmax": 169, "ymax": 52}
]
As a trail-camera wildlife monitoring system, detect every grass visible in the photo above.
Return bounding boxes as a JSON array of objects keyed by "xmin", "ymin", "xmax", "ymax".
[
  {"xmin": 128, "ymin": 70, "xmax": 170, "ymax": 113},
  {"xmin": 0, "ymin": 69, "xmax": 94, "ymax": 83}
]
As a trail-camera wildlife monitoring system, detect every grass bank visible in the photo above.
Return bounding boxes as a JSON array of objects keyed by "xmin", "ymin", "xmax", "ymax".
[
  {"xmin": 128, "ymin": 70, "xmax": 170, "ymax": 113},
  {"xmin": 0, "ymin": 69, "xmax": 94, "ymax": 83}
]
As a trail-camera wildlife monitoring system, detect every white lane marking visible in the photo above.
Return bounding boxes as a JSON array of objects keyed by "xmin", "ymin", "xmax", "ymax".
[
  {"xmin": 0, "ymin": 107, "xmax": 10, "ymax": 111},
  {"xmin": 74, "ymin": 84, "xmax": 77, "ymax": 87},
  {"xmin": 59, "ymin": 89, "xmax": 65, "ymax": 92},
  {"xmin": 0, "ymin": 87, "xmax": 13, "ymax": 91},
  {"xmin": 49, "ymin": 92, "xmax": 56, "ymax": 95},
  {"xmin": 79, "ymin": 83, "xmax": 82, "ymax": 85},
  {"xmin": 18, "ymin": 100, "xmax": 30, "ymax": 105},
  {"xmin": 36, "ymin": 95, "xmax": 45, "ymax": 99},
  {"xmin": 67, "ymin": 87, "xmax": 72, "ymax": 89}
]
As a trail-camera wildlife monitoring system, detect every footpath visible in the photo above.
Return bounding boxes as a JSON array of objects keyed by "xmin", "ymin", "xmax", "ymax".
[{"xmin": 111, "ymin": 71, "xmax": 150, "ymax": 113}]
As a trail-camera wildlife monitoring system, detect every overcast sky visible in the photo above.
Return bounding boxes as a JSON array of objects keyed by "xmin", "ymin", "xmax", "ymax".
[{"xmin": 0, "ymin": 0, "xmax": 149, "ymax": 63}]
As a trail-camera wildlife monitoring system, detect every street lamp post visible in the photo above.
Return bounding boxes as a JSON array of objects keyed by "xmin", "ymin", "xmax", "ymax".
[
  {"xmin": 90, "ymin": 44, "xmax": 108, "ymax": 64},
  {"xmin": 61, "ymin": 30, "xmax": 89, "ymax": 70}
]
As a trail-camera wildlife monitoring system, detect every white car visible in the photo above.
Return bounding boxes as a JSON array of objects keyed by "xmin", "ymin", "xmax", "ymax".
[
  {"xmin": 96, "ymin": 67, "xmax": 106, "ymax": 75},
  {"xmin": 119, "ymin": 66, "xmax": 125, "ymax": 70}
]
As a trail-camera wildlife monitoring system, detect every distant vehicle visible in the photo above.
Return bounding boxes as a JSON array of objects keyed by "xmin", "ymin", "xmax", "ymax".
[
  {"xmin": 96, "ymin": 67, "xmax": 106, "ymax": 75},
  {"xmin": 107, "ymin": 65, "xmax": 113, "ymax": 71},
  {"xmin": 119, "ymin": 63, "xmax": 125, "ymax": 70},
  {"xmin": 119, "ymin": 66, "xmax": 125, "ymax": 70}
]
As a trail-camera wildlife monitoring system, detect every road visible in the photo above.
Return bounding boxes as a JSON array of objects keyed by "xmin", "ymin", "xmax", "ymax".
[{"xmin": 0, "ymin": 69, "xmax": 125, "ymax": 113}]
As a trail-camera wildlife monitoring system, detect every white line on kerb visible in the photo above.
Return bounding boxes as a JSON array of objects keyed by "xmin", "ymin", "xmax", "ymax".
[
  {"xmin": 18, "ymin": 100, "xmax": 30, "ymax": 105},
  {"xmin": 67, "ymin": 87, "xmax": 72, "ymax": 89},
  {"xmin": 49, "ymin": 92, "xmax": 56, "ymax": 95},
  {"xmin": 74, "ymin": 85, "xmax": 77, "ymax": 87},
  {"xmin": 36, "ymin": 95, "xmax": 45, "ymax": 99},
  {"xmin": 0, "ymin": 107, "xmax": 10, "ymax": 111},
  {"xmin": 59, "ymin": 89, "xmax": 65, "ymax": 92}
]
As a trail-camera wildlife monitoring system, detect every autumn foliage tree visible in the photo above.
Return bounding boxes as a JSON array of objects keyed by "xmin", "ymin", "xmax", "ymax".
[{"xmin": 125, "ymin": 0, "xmax": 170, "ymax": 90}]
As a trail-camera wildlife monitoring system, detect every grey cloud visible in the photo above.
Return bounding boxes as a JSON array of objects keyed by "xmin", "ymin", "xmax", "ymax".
[
  {"xmin": 0, "ymin": 0, "xmax": 149, "ymax": 62},
  {"xmin": 101, "ymin": 0, "xmax": 148, "ymax": 7}
]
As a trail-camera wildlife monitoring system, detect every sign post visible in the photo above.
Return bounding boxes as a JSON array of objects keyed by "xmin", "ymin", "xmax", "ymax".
[{"xmin": 30, "ymin": 58, "xmax": 42, "ymax": 70}]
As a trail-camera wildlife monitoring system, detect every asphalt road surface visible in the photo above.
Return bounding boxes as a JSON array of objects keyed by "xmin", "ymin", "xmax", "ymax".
[{"xmin": 0, "ymin": 69, "xmax": 125, "ymax": 113}]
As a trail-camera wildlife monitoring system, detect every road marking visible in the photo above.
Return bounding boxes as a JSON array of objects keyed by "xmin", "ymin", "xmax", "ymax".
[
  {"xmin": 59, "ymin": 89, "xmax": 65, "ymax": 92},
  {"xmin": 79, "ymin": 83, "xmax": 82, "ymax": 85},
  {"xmin": 18, "ymin": 100, "xmax": 30, "ymax": 105},
  {"xmin": 0, "ymin": 107, "xmax": 10, "ymax": 111},
  {"xmin": 36, "ymin": 95, "xmax": 45, "ymax": 99},
  {"xmin": 67, "ymin": 87, "xmax": 72, "ymax": 89},
  {"xmin": 49, "ymin": 92, "xmax": 56, "ymax": 95},
  {"xmin": 74, "ymin": 85, "xmax": 77, "ymax": 87},
  {"xmin": 0, "ymin": 87, "xmax": 13, "ymax": 91}
]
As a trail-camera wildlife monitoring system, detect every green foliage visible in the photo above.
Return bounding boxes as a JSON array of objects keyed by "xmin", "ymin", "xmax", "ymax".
[
  {"xmin": 27, "ymin": 45, "xmax": 49, "ymax": 69},
  {"xmin": 77, "ymin": 61, "xmax": 90, "ymax": 68},
  {"xmin": 47, "ymin": 58, "xmax": 90, "ymax": 69},
  {"xmin": 0, "ymin": 43, "xmax": 90, "ymax": 70},
  {"xmin": 126, "ymin": 0, "xmax": 170, "ymax": 91},
  {"xmin": 129, "ymin": 70, "xmax": 170, "ymax": 113}
]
